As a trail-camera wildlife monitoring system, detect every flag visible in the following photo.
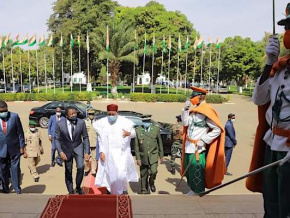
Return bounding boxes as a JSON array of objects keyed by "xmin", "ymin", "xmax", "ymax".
[
  {"xmin": 77, "ymin": 35, "xmax": 81, "ymax": 47},
  {"xmin": 178, "ymin": 35, "xmax": 182, "ymax": 53},
  {"xmin": 152, "ymin": 34, "xmax": 156, "ymax": 53},
  {"xmin": 185, "ymin": 36, "xmax": 189, "ymax": 52},
  {"xmin": 48, "ymin": 35, "xmax": 54, "ymax": 47},
  {"xmin": 208, "ymin": 37, "xmax": 212, "ymax": 47},
  {"xmin": 168, "ymin": 35, "xmax": 172, "ymax": 52},
  {"xmin": 193, "ymin": 37, "xmax": 198, "ymax": 50},
  {"xmin": 133, "ymin": 30, "xmax": 137, "ymax": 50},
  {"xmin": 144, "ymin": 33, "xmax": 147, "ymax": 54},
  {"xmin": 106, "ymin": 26, "xmax": 110, "ymax": 51},
  {"xmin": 216, "ymin": 36, "xmax": 222, "ymax": 49},
  {"xmin": 86, "ymin": 33, "xmax": 90, "ymax": 53},
  {"xmin": 60, "ymin": 33, "xmax": 63, "ymax": 47},
  {"xmin": 38, "ymin": 34, "xmax": 45, "ymax": 46},
  {"xmin": 3, "ymin": 33, "xmax": 11, "ymax": 48},
  {"xmin": 28, "ymin": 34, "xmax": 36, "ymax": 47},
  {"xmin": 70, "ymin": 34, "xmax": 74, "ymax": 48},
  {"xmin": 162, "ymin": 35, "xmax": 167, "ymax": 53},
  {"xmin": 197, "ymin": 36, "xmax": 204, "ymax": 49},
  {"xmin": 0, "ymin": 36, "xmax": 2, "ymax": 49},
  {"xmin": 17, "ymin": 34, "xmax": 28, "ymax": 45},
  {"xmin": 12, "ymin": 34, "xmax": 19, "ymax": 46}
]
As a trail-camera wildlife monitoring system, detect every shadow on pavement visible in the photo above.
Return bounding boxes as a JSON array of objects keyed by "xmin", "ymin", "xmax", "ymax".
[
  {"xmin": 37, "ymin": 164, "xmax": 51, "ymax": 175},
  {"xmin": 22, "ymin": 184, "xmax": 46, "ymax": 193},
  {"xmin": 129, "ymin": 179, "xmax": 141, "ymax": 194},
  {"xmin": 161, "ymin": 158, "xmax": 181, "ymax": 174},
  {"xmin": 165, "ymin": 178, "xmax": 189, "ymax": 194}
]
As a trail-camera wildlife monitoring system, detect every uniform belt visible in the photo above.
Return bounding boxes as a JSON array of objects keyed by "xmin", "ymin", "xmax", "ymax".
[
  {"xmin": 186, "ymin": 137, "xmax": 200, "ymax": 162},
  {"xmin": 272, "ymin": 126, "xmax": 290, "ymax": 147}
]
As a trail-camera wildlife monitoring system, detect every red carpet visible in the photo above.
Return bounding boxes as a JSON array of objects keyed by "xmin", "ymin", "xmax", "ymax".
[
  {"xmin": 83, "ymin": 172, "xmax": 107, "ymax": 194},
  {"xmin": 40, "ymin": 194, "xmax": 133, "ymax": 218}
]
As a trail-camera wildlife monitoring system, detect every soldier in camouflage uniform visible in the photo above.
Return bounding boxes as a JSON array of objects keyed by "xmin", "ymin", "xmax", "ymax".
[
  {"xmin": 135, "ymin": 115, "xmax": 164, "ymax": 194},
  {"xmin": 170, "ymin": 115, "xmax": 183, "ymax": 175}
]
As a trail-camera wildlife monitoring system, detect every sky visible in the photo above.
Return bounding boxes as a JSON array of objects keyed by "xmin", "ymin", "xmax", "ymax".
[{"xmin": 0, "ymin": 0, "xmax": 287, "ymax": 43}]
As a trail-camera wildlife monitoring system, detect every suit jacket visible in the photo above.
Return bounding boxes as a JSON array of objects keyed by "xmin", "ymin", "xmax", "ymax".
[
  {"xmin": 48, "ymin": 114, "xmax": 64, "ymax": 138},
  {"xmin": 55, "ymin": 118, "xmax": 90, "ymax": 159},
  {"xmin": 134, "ymin": 125, "xmax": 164, "ymax": 165},
  {"xmin": 0, "ymin": 112, "xmax": 25, "ymax": 158},
  {"xmin": 225, "ymin": 120, "xmax": 237, "ymax": 148}
]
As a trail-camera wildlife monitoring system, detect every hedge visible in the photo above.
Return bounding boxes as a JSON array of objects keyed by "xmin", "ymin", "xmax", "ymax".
[
  {"xmin": 130, "ymin": 93, "xmax": 227, "ymax": 103},
  {"xmin": 0, "ymin": 92, "xmax": 98, "ymax": 101}
]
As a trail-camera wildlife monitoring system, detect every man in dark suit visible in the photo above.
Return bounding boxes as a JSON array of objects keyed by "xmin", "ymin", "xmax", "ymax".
[
  {"xmin": 224, "ymin": 113, "xmax": 237, "ymax": 176},
  {"xmin": 0, "ymin": 100, "xmax": 25, "ymax": 194},
  {"xmin": 48, "ymin": 107, "xmax": 64, "ymax": 167},
  {"xmin": 55, "ymin": 106, "xmax": 90, "ymax": 194}
]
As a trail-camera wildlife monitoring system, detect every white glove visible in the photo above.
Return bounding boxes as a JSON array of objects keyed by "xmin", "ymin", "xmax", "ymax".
[
  {"xmin": 266, "ymin": 35, "xmax": 280, "ymax": 66},
  {"xmin": 184, "ymin": 98, "xmax": 191, "ymax": 110},
  {"xmin": 279, "ymin": 150, "xmax": 290, "ymax": 166}
]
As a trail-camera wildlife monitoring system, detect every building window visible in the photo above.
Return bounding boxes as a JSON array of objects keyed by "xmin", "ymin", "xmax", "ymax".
[
  {"xmin": 74, "ymin": 78, "xmax": 77, "ymax": 82},
  {"xmin": 79, "ymin": 78, "xmax": 82, "ymax": 83},
  {"xmin": 146, "ymin": 78, "xmax": 149, "ymax": 82}
]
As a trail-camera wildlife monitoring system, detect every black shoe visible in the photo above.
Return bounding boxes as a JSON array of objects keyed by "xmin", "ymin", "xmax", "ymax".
[
  {"xmin": 16, "ymin": 190, "xmax": 22, "ymax": 194},
  {"xmin": 34, "ymin": 178, "xmax": 39, "ymax": 182},
  {"xmin": 84, "ymin": 171, "xmax": 90, "ymax": 176},
  {"xmin": 150, "ymin": 185, "xmax": 156, "ymax": 193},
  {"xmin": 51, "ymin": 161, "xmax": 55, "ymax": 167},
  {"xmin": 92, "ymin": 173, "xmax": 96, "ymax": 177},
  {"xmin": 57, "ymin": 162, "xmax": 63, "ymax": 167},
  {"xmin": 170, "ymin": 168, "xmax": 176, "ymax": 175},
  {"xmin": 75, "ymin": 188, "xmax": 84, "ymax": 195},
  {"xmin": 68, "ymin": 191, "xmax": 75, "ymax": 195},
  {"xmin": 140, "ymin": 190, "xmax": 150, "ymax": 195},
  {"xmin": 225, "ymin": 172, "xmax": 233, "ymax": 176}
]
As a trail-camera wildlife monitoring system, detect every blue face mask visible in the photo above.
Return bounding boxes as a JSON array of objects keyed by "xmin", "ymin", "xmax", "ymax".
[
  {"xmin": 0, "ymin": 112, "xmax": 8, "ymax": 119},
  {"xmin": 143, "ymin": 122, "xmax": 151, "ymax": 128},
  {"xmin": 108, "ymin": 115, "xmax": 117, "ymax": 124}
]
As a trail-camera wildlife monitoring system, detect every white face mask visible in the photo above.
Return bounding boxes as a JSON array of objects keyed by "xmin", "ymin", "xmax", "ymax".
[
  {"xmin": 56, "ymin": 112, "xmax": 61, "ymax": 117},
  {"xmin": 30, "ymin": 128, "xmax": 36, "ymax": 132},
  {"xmin": 231, "ymin": 119, "xmax": 236, "ymax": 123}
]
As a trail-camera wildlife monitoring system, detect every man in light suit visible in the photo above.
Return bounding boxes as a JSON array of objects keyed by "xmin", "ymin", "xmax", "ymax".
[
  {"xmin": 55, "ymin": 106, "xmax": 90, "ymax": 194},
  {"xmin": 48, "ymin": 107, "xmax": 64, "ymax": 167},
  {"xmin": 224, "ymin": 113, "xmax": 237, "ymax": 176},
  {"xmin": 0, "ymin": 100, "xmax": 25, "ymax": 194}
]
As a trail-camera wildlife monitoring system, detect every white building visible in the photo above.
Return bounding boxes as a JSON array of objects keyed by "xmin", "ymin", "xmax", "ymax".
[
  {"xmin": 72, "ymin": 72, "xmax": 87, "ymax": 84},
  {"xmin": 137, "ymin": 73, "xmax": 151, "ymax": 85}
]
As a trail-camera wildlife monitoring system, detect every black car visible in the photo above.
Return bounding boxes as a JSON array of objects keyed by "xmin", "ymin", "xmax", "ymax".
[
  {"xmin": 29, "ymin": 101, "xmax": 100, "ymax": 128},
  {"xmin": 95, "ymin": 111, "xmax": 173, "ymax": 155}
]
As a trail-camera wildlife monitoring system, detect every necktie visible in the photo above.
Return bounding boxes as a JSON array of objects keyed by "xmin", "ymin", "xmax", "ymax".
[
  {"xmin": 71, "ymin": 124, "xmax": 75, "ymax": 140},
  {"xmin": 2, "ymin": 120, "xmax": 7, "ymax": 134}
]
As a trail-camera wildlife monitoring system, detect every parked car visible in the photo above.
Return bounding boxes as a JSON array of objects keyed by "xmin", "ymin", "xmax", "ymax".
[
  {"xmin": 0, "ymin": 85, "xmax": 5, "ymax": 93},
  {"xmin": 23, "ymin": 84, "xmax": 31, "ymax": 93},
  {"xmin": 95, "ymin": 111, "xmax": 174, "ymax": 155},
  {"xmin": 212, "ymin": 85, "xmax": 228, "ymax": 93},
  {"xmin": 6, "ymin": 85, "xmax": 21, "ymax": 93},
  {"xmin": 29, "ymin": 101, "xmax": 101, "ymax": 128}
]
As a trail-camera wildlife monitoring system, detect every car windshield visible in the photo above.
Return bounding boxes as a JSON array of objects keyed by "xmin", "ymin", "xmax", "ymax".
[{"xmin": 74, "ymin": 102, "xmax": 89, "ymax": 111}]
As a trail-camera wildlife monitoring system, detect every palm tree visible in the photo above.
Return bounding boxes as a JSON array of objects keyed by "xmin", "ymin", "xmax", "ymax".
[{"xmin": 99, "ymin": 21, "xmax": 138, "ymax": 94}]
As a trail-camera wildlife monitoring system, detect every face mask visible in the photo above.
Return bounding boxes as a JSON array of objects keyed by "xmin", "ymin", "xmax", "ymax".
[
  {"xmin": 284, "ymin": 30, "xmax": 290, "ymax": 49},
  {"xmin": 0, "ymin": 111, "xmax": 8, "ymax": 118},
  {"xmin": 108, "ymin": 115, "xmax": 117, "ymax": 124},
  {"xmin": 56, "ymin": 112, "xmax": 61, "ymax": 117},
  {"xmin": 231, "ymin": 119, "xmax": 236, "ymax": 123},
  {"xmin": 143, "ymin": 122, "xmax": 151, "ymax": 128},
  {"xmin": 30, "ymin": 128, "xmax": 36, "ymax": 132},
  {"xmin": 190, "ymin": 96, "xmax": 200, "ymax": 105},
  {"xmin": 68, "ymin": 116, "xmax": 77, "ymax": 124}
]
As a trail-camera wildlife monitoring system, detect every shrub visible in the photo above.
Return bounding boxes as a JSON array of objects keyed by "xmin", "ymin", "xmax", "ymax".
[{"xmin": 206, "ymin": 95, "xmax": 227, "ymax": 104}]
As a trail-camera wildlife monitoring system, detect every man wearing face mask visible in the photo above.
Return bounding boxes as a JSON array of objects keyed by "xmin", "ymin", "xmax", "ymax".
[
  {"xmin": 93, "ymin": 104, "xmax": 138, "ymax": 195},
  {"xmin": 55, "ymin": 106, "xmax": 90, "ymax": 195},
  {"xmin": 24, "ymin": 120, "xmax": 43, "ymax": 182},
  {"xmin": 246, "ymin": 4, "xmax": 290, "ymax": 217},
  {"xmin": 48, "ymin": 107, "xmax": 64, "ymax": 167},
  {"xmin": 84, "ymin": 108, "xmax": 99, "ymax": 177},
  {"xmin": 224, "ymin": 113, "xmax": 237, "ymax": 176},
  {"xmin": 0, "ymin": 100, "xmax": 25, "ymax": 194},
  {"xmin": 181, "ymin": 87, "xmax": 225, "ymax": 196},
  {"xmin": 134, "ymin": 115, "xmax": 164, "ymax": 194}
]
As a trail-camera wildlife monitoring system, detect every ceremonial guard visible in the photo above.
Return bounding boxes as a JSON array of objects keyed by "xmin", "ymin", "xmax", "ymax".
[
  {"xmin": 84, "ymin": 108, "xmax": 98, "ymax": 177},
  {"xmin": 134, "ymin": 115, "xmax": 164, "ymax": 194},
  {"xmin": 24, "ymin": 120, "xmax": 43, "ymax": 182}
]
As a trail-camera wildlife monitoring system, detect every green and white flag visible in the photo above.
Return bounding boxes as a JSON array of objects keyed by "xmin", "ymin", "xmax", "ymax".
[
  {"xmin": 17, "ymin": 34, "xmax": 28, "ymax": 45},
  {"xmin": 60, "ymin": 33, "xmax": 63, "ymax": 47},
  {"xmin": 152, "ymin": 33, "xmax": 156, "ymax": 53},
  {"xmin": 47, "ymin": 35, "xmax": 54, "ymax": 47},
  {"xmin": 216, "ymin": 36, "xmax": 222, "ymax": 49},
  {"xmin": 184, "ymin": 36, "xmax": 189, "ymax": 52},
  {"xmin": 38, "ymin": 34, "xmax": 45, "ymax": 46},
  {"xmin": 0, "ymin": 36, "xmax": 2, "ymax": 49},
  {"xmin": 197, "ymin": 36, "xmax": 204, "ymax": 49},
  {"xmin": 207, "ymin": 37, "xmax": 212, "ymax": 47},
  {"xmin": 70, "ymin": 34, "xmax": 74, "ymax": 48},
  {"xmin": 168, "ymin": 35, "xmax": 172, "ymax": 52},
  {"xmin": 28, "ymin": 34, "xmax": 37, "ymax": 47},
  {"xmin": 106, "ymin": 26, "xmax": 110, "ymax": 51},
  {"xmin": 12, "ymin": 34, "xmax": 19, "ymax": 46},
  {"xmin": 3, "ymin": 33, "xmax": 11, "ymax": 48},
  {"xmin": 178, "ymin": 35, "xmax": 182, "ymax": 53},
  {"xmin": 162, "ymin": 35, "xmax": 167, "ymax": 53},
  {"xmin": 86, "ymin": 33, "xmax": 90, "ymax": 53},
  {"xmin": 144, "ymin": 33, "xmax": 147, "ymax": 54}
]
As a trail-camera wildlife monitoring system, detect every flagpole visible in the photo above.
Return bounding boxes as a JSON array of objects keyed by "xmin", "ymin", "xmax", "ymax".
[
  {"xmin": 87, "ymin": 44, "xmax": 90, "ymax": 92},
  {"xmin": 106, "ymin": 57, "xmax": 109, "ymax": 99},
  {"xmin": 52, "ymin": 49, "xmax": 56, "ymax": 94},
  {"xmin": 79, "ymin": 43, "xmax": 81, "ymax": 93},
  {"xmin": 160, "ymin": 49, "xmax": 164, "ymax": 94},
  {"xmin": 208, "ymin": 45, "xmax": 212, "ymax": 92},
  {"xmin": 43, "ymin": 50, "xmax": 47, "ymax": 93},
  {"xmin": 61, "ymin": 46, "xmax": 64, "ymax": 93},
  {"xmin": 2, "ymin": 50, "xmax": 6, "ymax": 93},
  {"xmin": 133, "ymin": 49, "xmax": 136, "ymax": 93},
  {"xmin": 142, "ymin": 50, "xmax": 145, "ymax": 93},
  {"xmin": 185, "ymin": 51, "xmax": 188, "ymax": 94},
  {"xmin": 28, "ymin": 50, "xmax": 31, "ymax": 93},
  {"xmin": 217, "ymin": 47, "xmax": 221, "ymax": 94},
  {"xmin": 176, "ymin": 52, "xmax": 179, "ymax": 94},
  {"xmin": 10, "ymin": 47, "xmax": 15, "ymax": 92},
  {"xmin": 19, "ymin": 48, "xmax": 23, "ymax": 92},
  {"xmin": 151, "ymin": 49, "xmax": 154, "ymax": 94},
  {"xmin": 193, "ymin": 49, "xmax": 197, "ymax": 85},
  {"xmin": 167, "ymin": 48, "xmax": 171, "ymax": 94},
  {"xmin": 200, "ymin": 45, "xmax": 204, "ymax": 85},
  {"xmin": 70, "ymin": 45, "xmax": 73, "ymax": 92}
]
